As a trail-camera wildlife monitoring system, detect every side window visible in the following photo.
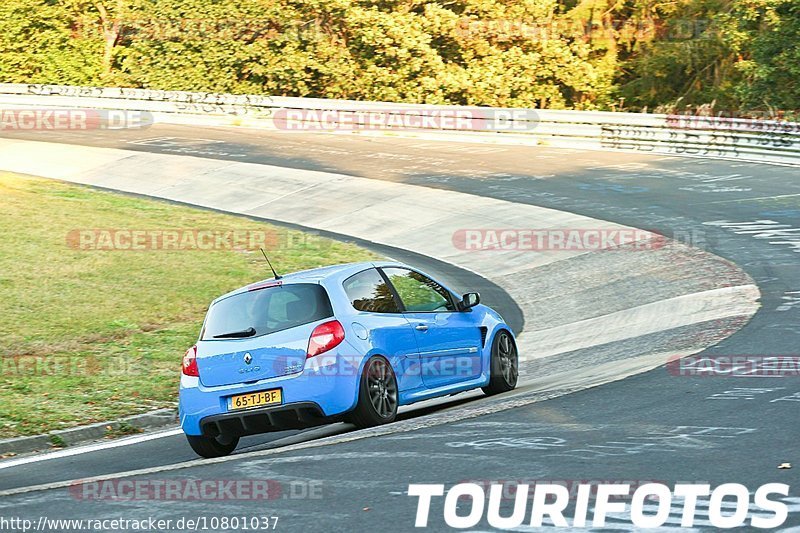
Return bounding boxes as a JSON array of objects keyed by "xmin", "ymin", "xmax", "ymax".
[
  {"xmin": 382, "ymin": 268, "xmax": 456, "ymax": 312},
  {"xmin": 343, "ymin": 268, "xmax": 401, "ymax": 313}
]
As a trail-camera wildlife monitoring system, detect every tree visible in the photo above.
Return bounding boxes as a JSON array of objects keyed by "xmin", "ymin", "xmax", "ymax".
[
  {"xmin": 3, "ymin": 0, "xmax": 793, "ymax": 114},
  {"xmin": 0, "ymin": 0, "xmax": 102, "ymax": 84},
  {"xmin": 725, "ymin": 0, "xmax": 800, "ymax": 114}
]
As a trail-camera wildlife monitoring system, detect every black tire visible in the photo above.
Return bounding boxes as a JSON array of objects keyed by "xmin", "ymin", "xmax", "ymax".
[
  {"xmin": 482, "ymin": 330, "xmax": 518, "ymax": 396},
  {"xmin": 186, "ymin": 434, "xmax": 239, "ymax": 458},
  {"xmin": 347, "ymin": 356, "xmax": 398, "ymax": 428}
]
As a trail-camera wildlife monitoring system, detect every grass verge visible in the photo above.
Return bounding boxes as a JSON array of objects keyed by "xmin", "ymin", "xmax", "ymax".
[{"xmin": 0, "ymin": 172, "xmax": 379, "ymax": 438}]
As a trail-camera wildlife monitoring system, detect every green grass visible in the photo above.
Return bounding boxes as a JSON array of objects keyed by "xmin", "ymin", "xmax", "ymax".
[{"xmin": 0, "ymin": 172, "xmax": 379, "ymax": 438}]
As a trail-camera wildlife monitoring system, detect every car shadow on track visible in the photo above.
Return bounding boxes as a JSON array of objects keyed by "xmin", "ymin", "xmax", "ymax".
[
  {"xmin": 231, "ymin": 390, "xmax": 487, "ymax": 455},
  {"xmin": 0, "ymin": 390, "xmax": 492, "ymax": 493}
]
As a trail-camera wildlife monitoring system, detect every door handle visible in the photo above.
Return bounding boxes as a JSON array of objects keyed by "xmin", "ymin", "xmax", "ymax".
[{"xmin": 415, "ymin": 324, "xmax": 429, "ymax": 331}]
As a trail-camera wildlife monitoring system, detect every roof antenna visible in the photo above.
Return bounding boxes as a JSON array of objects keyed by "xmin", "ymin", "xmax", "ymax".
[{"xmin": 260, "ymin": 248, "xmax": 282, "ymax": 280}]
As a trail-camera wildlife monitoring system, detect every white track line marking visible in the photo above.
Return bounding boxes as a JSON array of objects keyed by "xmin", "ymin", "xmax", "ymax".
[
  {"xmin": 0, "ymin": 390, "xmax": 547, "ymax": 498},
  {"xmin": 0, "ymin": 428, "xmax": 183, "ymax": 471},
  {"xmin": 0, "ymin": 342, "xmax": 746, "ymax": 500},
  {"xmin": 0, "ymin": 419, "xmax": 481, "ymax": 498},
  {"xmin": 0, "ymin": 393, "xmax": 477, "ymax": 475},
  {"xmin": 705, "ymin": 193, "xmax": 800, "ymax": 204}
]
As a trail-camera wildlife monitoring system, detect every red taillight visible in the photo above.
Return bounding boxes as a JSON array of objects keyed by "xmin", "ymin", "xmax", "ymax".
[
  {"xmin": 182, "ymin": 345, "xmax": 199, "ymax": 377},
  {"xmin": 307, "ymin": 320, "xmax": 345, "ymax": 358}
]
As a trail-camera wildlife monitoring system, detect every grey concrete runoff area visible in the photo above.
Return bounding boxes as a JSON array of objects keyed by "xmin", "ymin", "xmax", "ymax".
[
  {"xmin": 0, "ymin": 138, "xmax": 759, "ymax": 366},
  {"xmin": 1, "ymin": 125, "xmax": 798, "ymax": 532}
]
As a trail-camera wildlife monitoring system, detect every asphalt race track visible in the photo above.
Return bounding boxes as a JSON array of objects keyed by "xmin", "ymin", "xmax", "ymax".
[{"xmin": 1, "ymin": 124, "xmax": 799, "ymax": 531}]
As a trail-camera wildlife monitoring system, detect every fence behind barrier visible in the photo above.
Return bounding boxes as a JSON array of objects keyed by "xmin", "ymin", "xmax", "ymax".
[{"xmin": 2, "ymin": 83, "xmax": 798, "ymax": 166}]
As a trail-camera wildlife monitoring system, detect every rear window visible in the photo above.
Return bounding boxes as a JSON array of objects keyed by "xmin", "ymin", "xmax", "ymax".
[{"xmin": 202, "ymin": 283, "xmax": 333, "ymax": 340}]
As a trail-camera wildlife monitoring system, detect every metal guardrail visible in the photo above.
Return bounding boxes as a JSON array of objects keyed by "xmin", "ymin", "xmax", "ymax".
[{"xmin": 1, "ymin": 83, "xmax": 799, "ymax": 166}]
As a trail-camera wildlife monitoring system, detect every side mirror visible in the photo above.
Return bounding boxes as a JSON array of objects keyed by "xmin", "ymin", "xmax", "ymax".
[{"xmin": 458, "ymin": 292, "xmax": 480, "ymax": 311}]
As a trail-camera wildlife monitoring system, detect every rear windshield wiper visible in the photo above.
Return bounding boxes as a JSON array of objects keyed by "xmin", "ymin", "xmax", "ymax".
[{"xmin": 212, "ymin": 327, "xmax": 257, "ymax": 339}]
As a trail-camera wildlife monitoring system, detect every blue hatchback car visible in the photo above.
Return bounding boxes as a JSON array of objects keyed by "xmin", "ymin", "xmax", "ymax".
[{"xmin": 179, "ymin": 261, "xmax": 518, "ymax": 457}]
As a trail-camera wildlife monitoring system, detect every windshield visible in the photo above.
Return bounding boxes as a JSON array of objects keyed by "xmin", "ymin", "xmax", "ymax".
[{"xmin": 201, "ymin": 283, "xmax": 333, "ymax": 340}]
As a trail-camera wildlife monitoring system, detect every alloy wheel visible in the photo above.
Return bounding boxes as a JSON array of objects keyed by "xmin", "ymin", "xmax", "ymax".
[
  {"xmin": 498, "ymin": 332, "xmax": 518, "ymax": 386},
  {"xmin": 367, "ymin": 358, "xmax": 398, "ymax": 418}
]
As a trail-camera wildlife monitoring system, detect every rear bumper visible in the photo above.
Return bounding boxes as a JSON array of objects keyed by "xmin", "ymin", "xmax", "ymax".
[
  {"xmin": 179, "ymin": 351, "xmax": 364, "ymax": 436},
  {"xmin": 200, "ymin": 401, "xmax": 330, "ymax": 438}
]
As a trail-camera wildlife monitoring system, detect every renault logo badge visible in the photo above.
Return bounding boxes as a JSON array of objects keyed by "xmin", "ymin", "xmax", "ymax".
[{"xmin": 244, "ymin": 353, "xmax": 252, "ymax": 365}]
